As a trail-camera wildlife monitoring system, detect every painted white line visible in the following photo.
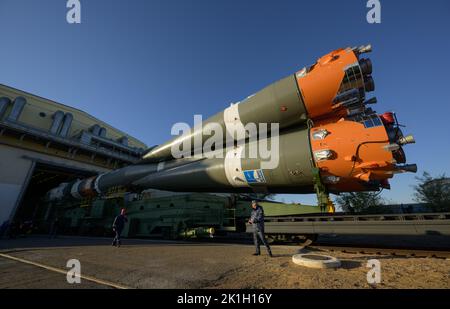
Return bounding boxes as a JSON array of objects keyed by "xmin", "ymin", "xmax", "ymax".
[{"xmin": 0, "ymin": 253, "xmax": 131, "ymax": 289}]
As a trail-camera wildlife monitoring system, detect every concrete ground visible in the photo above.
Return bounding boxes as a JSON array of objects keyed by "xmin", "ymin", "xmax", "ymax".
[{"xmin": 0, "ymin": 235, "xmax": 449, "ymax": 289}]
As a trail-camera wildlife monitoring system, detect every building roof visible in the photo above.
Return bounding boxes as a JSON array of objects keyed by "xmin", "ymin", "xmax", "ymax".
[{"xmin": 0, "ymin": 84, "xmax": 147, "ymax": 149}]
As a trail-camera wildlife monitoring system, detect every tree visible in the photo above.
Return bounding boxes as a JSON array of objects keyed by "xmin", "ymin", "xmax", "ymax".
[
  {"xmin": 335, "ymin": 192, "xmax": 386, "ymax": 214},
  {"xmin": 414, "ymin": 172, "xmax": 450, "ymax": 212}
]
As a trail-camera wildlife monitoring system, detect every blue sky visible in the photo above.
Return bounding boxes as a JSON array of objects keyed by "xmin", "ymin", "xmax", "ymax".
[{"xmin": 1, "ymin": 0, "xmax": 449, "ymax": 205}]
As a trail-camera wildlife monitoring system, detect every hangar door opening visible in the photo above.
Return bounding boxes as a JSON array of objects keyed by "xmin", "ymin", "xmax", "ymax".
[{"xmin": 12, "ymin": 162, "xmax": 95, "ymax": 234}]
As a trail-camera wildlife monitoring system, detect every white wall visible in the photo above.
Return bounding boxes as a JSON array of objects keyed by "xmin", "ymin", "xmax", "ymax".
[
  {"xmin": 0, "ymin": 146, "xmax": 33, "ymax": 224},
  {"xmin": 0, "ymin": 183, "xmax": 22, "ymax": 223},
  {"xmin": 0, "ymin": 144, "xmax": 109, "ymax": 224}
]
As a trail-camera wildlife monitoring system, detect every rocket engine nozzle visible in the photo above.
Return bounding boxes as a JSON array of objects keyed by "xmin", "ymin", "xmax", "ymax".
[
  {"xmin": 398, "ymin": 135, "xmax": 415, "ymax": 145},
  {"xmin": 364, "ymin": 76, "xmax": 375, "ymax": 92},
  {"xmin": 355, "ymin": 44, "xmax": 372, "ymax": 54},
  {"xmin": 359, "ymin": 58, "xmax": 373, "ymax": 75},
  {"xmin": 396, "ymin": 164, "xmax": 418, "ymax": 173}
]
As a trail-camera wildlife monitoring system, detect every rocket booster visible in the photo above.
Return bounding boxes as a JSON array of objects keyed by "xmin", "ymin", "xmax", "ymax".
[
  {"xmin": 142, "ymin": 45, "xmax": 375, "ymax": 162},
  {"xmin": 133, "ymin": 116, "xmax": 416, "ymax": 194},
  {"xmin": 47, "ymin": 45, "xmax": 416, "ymax": 201}
]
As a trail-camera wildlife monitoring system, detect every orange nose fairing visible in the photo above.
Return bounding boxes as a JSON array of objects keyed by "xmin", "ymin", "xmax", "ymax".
[{"xmin": 296, "ymin": 48, "xmax": 361, "ymax": 120}]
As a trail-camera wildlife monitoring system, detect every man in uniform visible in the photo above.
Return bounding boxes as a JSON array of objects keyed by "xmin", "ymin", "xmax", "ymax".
[
  {"xmin": 112, "ymin": 208, "xmax": 128, "ymax": 247},
  {"xmin": 248, "ymin": 200, "xmax": 273, "ymax": 257}
]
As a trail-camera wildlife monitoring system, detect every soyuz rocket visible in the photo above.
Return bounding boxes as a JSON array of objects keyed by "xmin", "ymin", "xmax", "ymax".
[{"xmin": 48, "ymin": 44, "xmax": 416, "ymax": 202}]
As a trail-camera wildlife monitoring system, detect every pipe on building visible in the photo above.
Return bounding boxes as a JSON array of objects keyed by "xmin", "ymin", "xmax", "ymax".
[
  {"xmin": 59, "ymin": 113, "xmax": 73, "ymax": 137},
  {"xmin": 6, "ymin": 96, "xmax": 27, "ymax": 122},
  {"xmin": 50, "ymin": 110, "xmax": 65, "ymax": 135}
]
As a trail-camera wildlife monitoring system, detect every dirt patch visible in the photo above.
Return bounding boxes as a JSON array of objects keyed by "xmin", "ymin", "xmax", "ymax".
[{"xmin": 209, "ymin": 246, "xmax": 450, "ymax": 289}]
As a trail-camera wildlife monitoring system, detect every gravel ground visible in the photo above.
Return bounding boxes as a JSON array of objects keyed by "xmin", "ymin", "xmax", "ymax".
[{"xmin": 0, "ymin": 236, "xmax": 448, "ymax": 289}]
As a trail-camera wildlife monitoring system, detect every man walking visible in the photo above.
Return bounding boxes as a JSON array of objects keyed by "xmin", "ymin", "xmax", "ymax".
[
  {"xmin": 248, "ymin": 200, "xmax": 272, "ymax": 257},
  {"xmin": 112, "ymin": 208, "xmax": 128, "ymax": 247}
]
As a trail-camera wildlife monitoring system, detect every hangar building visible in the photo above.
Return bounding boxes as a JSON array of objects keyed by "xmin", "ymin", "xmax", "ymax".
[{"xmin": 0, "ymin": 84, "xmax": 147, "ymax": 226}]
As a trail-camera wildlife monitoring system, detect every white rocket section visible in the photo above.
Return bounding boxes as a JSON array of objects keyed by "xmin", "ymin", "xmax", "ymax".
[{"xmin": 223, "ymin": 146, "xmax": 249, "ymax": 188}]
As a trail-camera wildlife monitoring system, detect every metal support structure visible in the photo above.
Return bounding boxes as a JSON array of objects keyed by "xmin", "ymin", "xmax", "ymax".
[{"xmin": 312, "ymin": 167, "xmax": 335, "ymax": 213}]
